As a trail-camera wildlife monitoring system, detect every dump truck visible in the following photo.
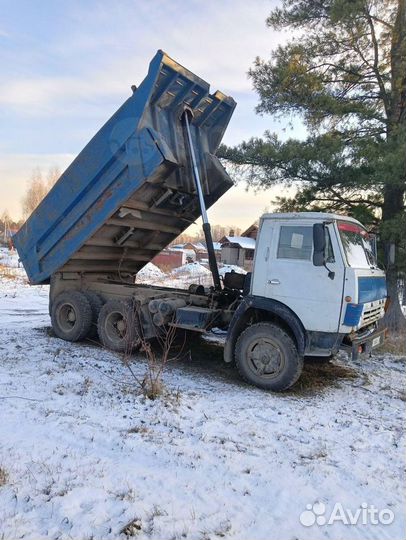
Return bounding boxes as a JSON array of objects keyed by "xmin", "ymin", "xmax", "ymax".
[{"xmin": 14, "ymin": 51, "xmax": 388, "ymax": 391}]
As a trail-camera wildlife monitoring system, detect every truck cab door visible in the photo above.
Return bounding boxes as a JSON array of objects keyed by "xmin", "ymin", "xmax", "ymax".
[{"xmin": 253, "ymin": 219, "xmax": 344, "ymax": 333}]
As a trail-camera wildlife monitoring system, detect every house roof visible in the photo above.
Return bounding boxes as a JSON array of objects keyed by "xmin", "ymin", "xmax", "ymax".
[
  {"xmin": 220, "ymin": 236, "xmax": 256, "ymax": 249},
  {"xmin": 201, "ymin": 241, "xmax": 222, "ymax": 251},
  {"xmin": 186, "ymin": 242, "xmax": 206, "ymax": 251},
  {"xmin": 241, "ymin": 223, "xmax": 258, "ymax": 238},
  {"xmin": 171, "ymin": 242, "xmax": 207, "ymax": 252}
]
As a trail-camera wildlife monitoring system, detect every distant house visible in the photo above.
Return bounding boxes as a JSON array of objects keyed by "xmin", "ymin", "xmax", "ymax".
[
  {"xmin": 170, "ymin": 242, "xmax": 208, "ymax": 262},
  {"xmin": 220, "ymin": 235, "xmax": 256, "ymax": 271},
  {"xmin": 200, "ymin": 241, "xmax": 222, "ymax": 262},
  {"xmin": 183, "ymin": 242, "xmax": 208, "ymax": 261},
  {"xmin": 219, "ymin": 223, "xmax": 258, "ymax": 270},
  {"xmin": 241, "ymin": 223, "xmax": 258, "ymax": 240},
  {"xmin": 151, "ymin": 248, "xmax": 187, "ymax": 270}
]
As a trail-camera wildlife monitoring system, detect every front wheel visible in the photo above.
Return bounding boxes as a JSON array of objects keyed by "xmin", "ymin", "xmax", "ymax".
[{"xmin": 235, "ymin": 322, "xmax": 303, "ymax": 391}]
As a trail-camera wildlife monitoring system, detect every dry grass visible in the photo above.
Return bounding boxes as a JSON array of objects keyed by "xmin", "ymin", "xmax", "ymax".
[
  {"xmin": 0, "ymin": 261, "xmax": 27, "ymax": 283},
  {"xmin": 0, "ymin": 466, "xmax": 8, "ymax": 486},
  {"xmin": 120, "ymin": 517, "xmax": 142, "ymax": 536},
  {"xmin": 377, "ymin": 332, "xmax": 406, "ymax": 355},
  {"xmin": 0, "ymin": 263, "xmax": 19, "ymax": 280},
  {"xmin": 127, "ymin": 425, "xmax": 150, "ymax": 435}
]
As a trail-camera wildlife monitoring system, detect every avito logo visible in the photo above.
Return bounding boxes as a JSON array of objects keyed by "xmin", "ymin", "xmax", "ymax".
[{"xmin": 300, "ymin": 501, "xmax": 394, "ymax": 527}]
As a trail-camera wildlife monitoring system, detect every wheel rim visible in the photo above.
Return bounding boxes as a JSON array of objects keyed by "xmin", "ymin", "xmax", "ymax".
[
  {"xmin": 246, "ymin": 337, "xmax": 285, "ymax": 379},
  {"xmin": 56, "ymin": 303, "xmax": 77, "ymax": 333},
  {"xmin": 104, "ymin": 310, "xmax": 128, "ymax": 345}
]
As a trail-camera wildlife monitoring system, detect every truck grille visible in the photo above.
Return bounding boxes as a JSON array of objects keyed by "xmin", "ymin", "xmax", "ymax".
[{"xmin": 362, "ymin": 305, "xmax": 384, "ymax": 325}]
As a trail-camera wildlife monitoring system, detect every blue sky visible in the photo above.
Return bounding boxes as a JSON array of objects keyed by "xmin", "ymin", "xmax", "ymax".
[{"xmin": 0, "ymin": 0, "xmax": 299, "ymax": 226}]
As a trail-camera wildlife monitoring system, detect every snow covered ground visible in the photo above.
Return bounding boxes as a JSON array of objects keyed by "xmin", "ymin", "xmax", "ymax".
[{"xmin": 0, "ymin": 250, "xmax": 405, "ymax": 540}]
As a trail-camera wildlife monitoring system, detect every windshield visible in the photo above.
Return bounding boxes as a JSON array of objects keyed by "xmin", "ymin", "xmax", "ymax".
[{"xmin": 338, "ymin": 221, "xmax": 377, "ymax": 269}]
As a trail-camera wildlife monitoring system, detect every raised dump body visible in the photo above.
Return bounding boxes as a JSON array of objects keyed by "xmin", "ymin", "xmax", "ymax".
[{"xmin": 14, "ymin": 51, "xmax": 236, "ymax": 284}]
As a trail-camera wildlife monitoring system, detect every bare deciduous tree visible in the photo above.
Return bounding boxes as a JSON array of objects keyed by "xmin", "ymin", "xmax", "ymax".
[
  {"xmin": 47, "ymin": 166, "xmax": 61, "ymax": 189},
  {"xmin": 21, "ymin": 166, "xmax": 61, "ymax": 218},
  {"xmin": 21, "ymin": 168, "xmax": 47, "ymax": 218}
]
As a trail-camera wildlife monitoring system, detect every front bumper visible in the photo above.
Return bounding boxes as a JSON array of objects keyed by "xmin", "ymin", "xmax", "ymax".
[{"xmin": 341, "ymin": 327, "xmax": 386, "ymax": 360}]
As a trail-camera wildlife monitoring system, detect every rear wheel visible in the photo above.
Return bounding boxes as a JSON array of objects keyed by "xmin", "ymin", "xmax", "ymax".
[
  {"xmin": 235, "ymin": 322, "xmax": 303, "ymax": 391},
  {"xmin": 97, "ymin": 299, "xmax": 140, "ymax": 353},
  {"xmin": 51, "ymin": 291, "xmax": 93, "ymax": 342}
]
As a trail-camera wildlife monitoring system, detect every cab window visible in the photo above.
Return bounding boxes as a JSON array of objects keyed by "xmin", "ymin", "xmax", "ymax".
[{"xmin": 277, "ymin": 226, "xmax": 313, "ymax": 260}]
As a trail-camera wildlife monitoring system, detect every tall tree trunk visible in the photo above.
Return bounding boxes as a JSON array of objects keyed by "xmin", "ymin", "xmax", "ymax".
[
  {"xmin": 383, "ymin": 270, "xmax": 406, "ymax": 332},
  {"xmin": 381, "ymin": 185, "xmax": 406, "ymax": 332},
  {"xmin": 382, "ymin": 0, "xmax": 406, "ymax": 333}
]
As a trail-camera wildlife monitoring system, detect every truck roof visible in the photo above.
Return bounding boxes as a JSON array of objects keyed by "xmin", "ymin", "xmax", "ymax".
[
  {"xmin": 13, "ymin": 51, "xmax": 236, "ymax": 284},
  {"xmin": 261, "ymin": 212, "xmax": 364, "ymax": 226}
]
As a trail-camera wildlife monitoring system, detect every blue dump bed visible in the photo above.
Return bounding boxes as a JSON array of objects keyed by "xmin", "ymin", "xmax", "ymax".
[{"xmin": 14, "ymin": 51, "xmax": 236, "ymax": 284}]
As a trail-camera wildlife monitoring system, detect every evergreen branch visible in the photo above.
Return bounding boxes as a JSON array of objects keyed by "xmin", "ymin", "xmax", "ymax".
[{"xmin": 369, "ymin": 15, "xmax": 394, "ymax": 30}]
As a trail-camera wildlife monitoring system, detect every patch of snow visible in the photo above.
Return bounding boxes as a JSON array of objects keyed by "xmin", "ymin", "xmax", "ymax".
[
  {"xmin": 135, "ymin": 262, "xmax": 213, "ymax": 288},
  {"xmin": 136, "ymin": 262, "xmax": 165, "ymax": 281},
  {"xmin": 0, "ymin": 248, "xmax": 28, "ymax": 280},
  {"xmin": 219, "ymin": 264, "xmax": 247, "ymax": 277},
  {"xmin": 171, "ymin": 262, "xmax": 211, "ymax": 277},
  {"xmin": 0, "ymin": 248, "xmax": 19, "ymax": 267}
]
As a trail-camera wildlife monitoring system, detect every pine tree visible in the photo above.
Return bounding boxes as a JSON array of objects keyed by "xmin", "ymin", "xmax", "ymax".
[{"xmin": 220, "ymin": 0, "xmax": 406, "ymax": 331}]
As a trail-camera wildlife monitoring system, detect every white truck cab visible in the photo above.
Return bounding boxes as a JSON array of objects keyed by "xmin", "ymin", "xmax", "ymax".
[
  {"xmin": 224, "ymin": 212, "xmax": 387, "ymax": 391},
  {"xmin": 253, "ymin": 212, "xmax": 386, "ymax": 338}
]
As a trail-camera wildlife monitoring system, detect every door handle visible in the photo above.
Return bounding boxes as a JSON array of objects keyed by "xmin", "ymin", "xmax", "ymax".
[{"xmin": 268, "ymin": 279, "xmax": 280, "ymax": 285}]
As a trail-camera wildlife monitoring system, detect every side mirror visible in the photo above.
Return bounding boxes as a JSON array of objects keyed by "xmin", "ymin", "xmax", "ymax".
[{"xmin": 313, "ymin": 223, "xmax": 326, "ymax": 266}]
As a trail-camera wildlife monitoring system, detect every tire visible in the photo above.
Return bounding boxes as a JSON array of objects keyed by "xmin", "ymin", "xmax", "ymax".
[
  {"xmin": 235, "ymin": 322, "xmax": 303, "ymax": 391},
  {"xmin": 83, "ymin": 291, "xmax": 104, "ymax": 338},
  {"xmin": 97, "ymin": 299, "xmax": 140, "ymax": 353},
  {"xmin": 51, "ymin": 291, "xmax": 93, "ymax": 342}
]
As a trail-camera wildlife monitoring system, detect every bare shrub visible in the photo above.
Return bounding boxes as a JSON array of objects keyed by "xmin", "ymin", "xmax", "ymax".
[{"xmin": 121, "ymin": 301, "xmax": 187, "ymax": 400}]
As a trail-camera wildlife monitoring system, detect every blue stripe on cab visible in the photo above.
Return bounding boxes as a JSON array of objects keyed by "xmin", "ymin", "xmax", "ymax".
[{"xmin": 358, "ymin": 277, "xmax": 387, "ymax": 303}]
